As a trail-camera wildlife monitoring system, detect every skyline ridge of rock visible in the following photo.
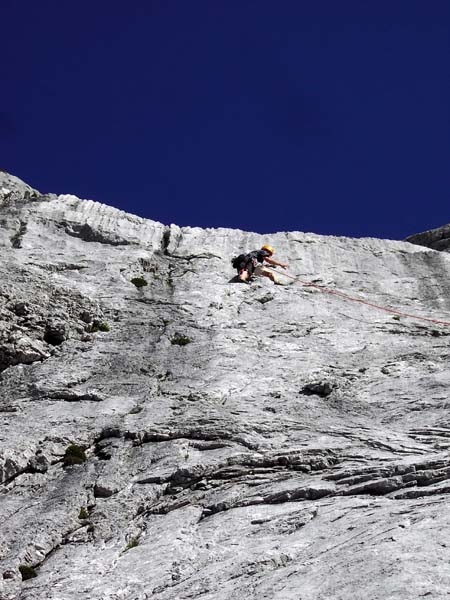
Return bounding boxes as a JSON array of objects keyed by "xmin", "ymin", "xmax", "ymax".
[
  {"xmin": 2, "ymin": 172, "xmax": 450, "ymax": 600},
  {"xmin": 4, "ymin": 170, "xmax": 448, "ymax": 243}
]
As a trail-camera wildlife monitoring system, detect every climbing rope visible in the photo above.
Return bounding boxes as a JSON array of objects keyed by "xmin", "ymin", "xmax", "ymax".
[{"xmin": 267, "ymin": 268, "xmax": 450, "ymax": 327}]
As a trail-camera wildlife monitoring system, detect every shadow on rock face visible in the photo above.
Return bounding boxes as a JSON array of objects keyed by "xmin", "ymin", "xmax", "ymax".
[
  {"xmin": 300, "ymin": 382, "xmax": 334, "ymax": 397},
  {"xmin": 44, "ymin": 320, "xmax": 67, "ymax": 346}
]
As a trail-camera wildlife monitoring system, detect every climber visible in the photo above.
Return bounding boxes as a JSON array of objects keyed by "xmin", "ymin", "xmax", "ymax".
[{"xmin": 232, "ymin": 245, "xmax": 289, "ymax": 284}]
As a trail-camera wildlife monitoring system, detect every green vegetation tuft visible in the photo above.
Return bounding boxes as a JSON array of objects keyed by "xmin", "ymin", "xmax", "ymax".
[
  {"xmin": 19, "ymin": 565, "xmax": 37, "ymax": 581},
  {"xmin": 124, "ymin": 537, "xmax": 139, "ymax": 552},
  {"xmin": 91, "ymin": 321, "xmax": 110, "ymax": 333},
  {"xmin": 78, "ymin": 507, "xmax": 89, "ymax": 520},
  {"xmin": 63, "ymin": 444, "xmax": 87, "ymax": 467},
  {"xmin": 131, "ymin": 277, "xmax": 148, "ymax": 288},
  {"xmin": 170, "ymin": 334, "xmax": 192, "ymax": 346},
  {"xmin": 89, "ymin": 320, "xmax": 111, "ymax": 333}
]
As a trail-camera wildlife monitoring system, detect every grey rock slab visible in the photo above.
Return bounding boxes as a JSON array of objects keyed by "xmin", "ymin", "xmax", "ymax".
[{"xmin": 2, "ymin": 172, "xmax": 450, "ymax": 599}]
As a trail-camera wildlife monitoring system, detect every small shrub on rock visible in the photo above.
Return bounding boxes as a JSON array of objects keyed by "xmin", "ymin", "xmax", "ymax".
[
  {"xmin": 90, "ymin": 321, "xmax": 110, "ymax": 333},
  {"xmin": 63, "ymin": 444, "xmax": 87, "ymax": 467},
  {"xmin": 124, "ymin": 537, "xmax": 139, "ymax": 552},
  {"xmin": 170, "ymin": 334, "xmax": 192, "ymax": 346},
  {"xmin": 131, "ymin": 277, "xmax": 148, "ymax": 288},
  {"xmin": 78, "ymin": 507, "xmax": 89, "ymax": 520},
  {"xmin": 18, "ymin": 565, "xmax": 37, "ymax": 581}
]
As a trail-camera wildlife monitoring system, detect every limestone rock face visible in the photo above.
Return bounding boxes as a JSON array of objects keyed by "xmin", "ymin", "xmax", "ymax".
[
  {"xmin": 406, "ymin": 223, "xmax": 450, "ymax": 252},
  {"xmin": 2, "ymin": 172, "xmax": 450, "ymax": 600}
]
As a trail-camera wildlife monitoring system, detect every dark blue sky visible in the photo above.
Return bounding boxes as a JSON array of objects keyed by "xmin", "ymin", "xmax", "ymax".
[{"xmin": 2, "ymin": 1, "xmax": 449, "ymax": 238}]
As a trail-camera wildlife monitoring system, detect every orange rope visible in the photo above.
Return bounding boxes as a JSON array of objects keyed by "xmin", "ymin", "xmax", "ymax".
[{"xmin": 269, "ymin": 269, "xmax": 450, "ymax": 327}]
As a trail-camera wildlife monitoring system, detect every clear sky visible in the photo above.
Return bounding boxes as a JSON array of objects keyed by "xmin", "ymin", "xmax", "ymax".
[{"xmin": 2, "ymin": 1, "xmax": 449, "ymax": 239}]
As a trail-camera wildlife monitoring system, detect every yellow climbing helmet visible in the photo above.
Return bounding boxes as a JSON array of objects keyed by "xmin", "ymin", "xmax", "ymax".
[{"xmin": 261, "ymin": 244, "xmax": 274, "ymax": 255}]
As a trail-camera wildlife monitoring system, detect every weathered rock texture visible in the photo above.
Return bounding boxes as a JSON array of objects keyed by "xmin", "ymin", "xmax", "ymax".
[
  {"xmin": 406, "ymin": 223, "xmax": 450, "ymax": 252},
  {"xmin": 2, "ymin": 172, "xmax": 450, "ymax": 600}
]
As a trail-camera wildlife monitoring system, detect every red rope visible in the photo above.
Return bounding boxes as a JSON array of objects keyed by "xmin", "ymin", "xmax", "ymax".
[{"xmin": 270, "ymin": 269, "xmax": 450, "ymax": 327}]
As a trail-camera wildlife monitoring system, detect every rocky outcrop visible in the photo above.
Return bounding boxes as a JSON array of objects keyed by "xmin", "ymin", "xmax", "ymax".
[
  {"xmin": 2, "ymin": 172, "xmax": 450, "ymax": 599},
  {"xmin": 0, "ymin": 172, "xmax": 40, "ymax": 205},
  {"xmin": 405, "ymin": 223, "xmax": 450, "ymax": 252}
]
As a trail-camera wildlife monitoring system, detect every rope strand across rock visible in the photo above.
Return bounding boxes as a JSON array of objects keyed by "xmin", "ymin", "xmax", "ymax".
[{"xmin": 267, "ymin": 268, "xmax": 450, "ymax": 327}]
